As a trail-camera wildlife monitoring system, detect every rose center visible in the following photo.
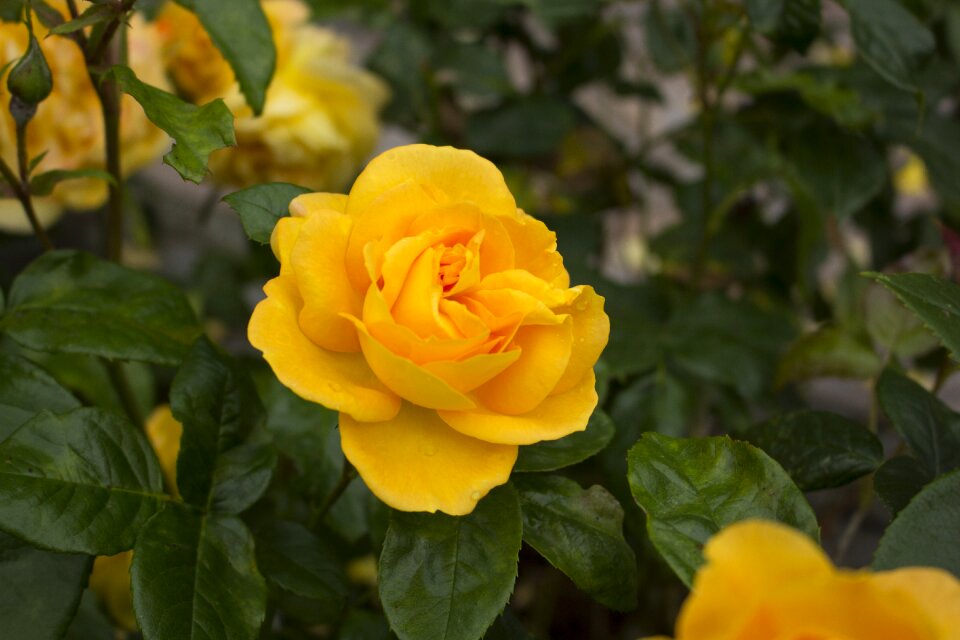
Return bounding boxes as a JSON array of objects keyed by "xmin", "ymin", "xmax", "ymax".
[{"xmin": 438, "ymin": 244, "xmax": 468, "ymax": 292}]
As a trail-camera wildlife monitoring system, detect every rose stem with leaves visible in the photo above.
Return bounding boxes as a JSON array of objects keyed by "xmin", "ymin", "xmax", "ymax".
[{"xmin": 309, "ymin": 461, "xmax": 358, "ymax": 529}]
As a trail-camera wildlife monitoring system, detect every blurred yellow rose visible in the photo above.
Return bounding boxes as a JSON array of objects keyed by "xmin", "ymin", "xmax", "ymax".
[
  {"xmin": 89, "ymin": 405, "xmax": 182, "ymax": 631},
  {"xmin": 156, "ymin": 0, "xmax": 387, "ymax": 191},
  {"xmin": 895, "ymin": 153, "xmax": 931, "ymax": 197},
  {"xmin": 249, "ymin": 144, "xmax": 609, "ymax": 515},
  {"xmin": 0, "ymin": 3, "xmax": 170, "ymax": 233},
  {"xmin": 652, "ymin": 519, "xmax": 960, "ymax": 640}
]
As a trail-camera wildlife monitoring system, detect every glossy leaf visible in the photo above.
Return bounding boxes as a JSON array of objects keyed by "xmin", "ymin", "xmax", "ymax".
[
  {"xmin": 515, "ymin": 410, "xmax": 615, "ymax": 472},
  {"xmin": 627, "ymin": 433, "xmax": 818, "ymax": 586},
  {"xmin": 131, "ymin": 505, "xmax": 268, "ymax": 640},
  {"xmin": 0, "ymin": 353, "xmax": 79, "ymax": 442},
  {"xmin": 1, "ymin": 250, "xmax": 200, "ymax": 365},
  {"xmin": 748, "ymin": 410, "xmax": 883, "ymax": 490},
  {"xmin": 515, "ymin": 475, "xmax": 637, "ymax": 611},
  {"xmin": 844, "ymin": 0, "xmax": 935, "ymax": 93},
  {"xmin": 873, "ymin": 469, "xmax": 960, "ymax": 577},
  {"xmin": 223, "ymin": 182, "xmax": 310, "ymax": 245},
  {"xmin": 746, "ymin": 0, "xmax": 821, "ymax": 51},
  {"xmin": 0, "ymin": 407, "xmax": 166, "ymax": 554},
  {"xmin": 111, "ymin": 65, "xmax": 236, "ymax": 183},
  {"xmin": 866, "ymin": 272, "xmax": 960, "ymax": 363},
  {"xmin": 170, "ymin": 337, "xmax": 273, "ymax": 513},
  {"xmin": 174, "ymin": 0, "xmax": 275, "ymax": 115},
  {"xmin": 0, "ymin": 531, "xmax": 91, "ymax": 640},
  {"xmin": 776, "ymin": 326, "xmax": 882, "ymax": 385},
  {"xmin": 877, "ymin": 369, "xmax": 960, "ymax": 477},
  {"xmin": 379, "ymin": 485, "xmax": 522, "ymax": 640}
]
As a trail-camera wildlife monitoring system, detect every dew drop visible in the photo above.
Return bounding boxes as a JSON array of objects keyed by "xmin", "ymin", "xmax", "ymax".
[
  {"xmin": 575, "ymin": 300, "xmax": 589, "ymax": 311},
  {"xmin": 470, "ymin": 491, "xmax": 482, "ymax": 500},
  {"xmin": 423, "ymin": 444, "xmax": 437, "ymax": 456},
  {"xmin": 327, "ymin": 381, "xmax": 343, "ymax": 393}
]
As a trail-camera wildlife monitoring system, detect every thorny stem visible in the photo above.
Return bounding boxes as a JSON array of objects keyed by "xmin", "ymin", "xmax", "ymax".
[{"xmin": 309, "ymin": 461, "xmax": 357, "ymax": 530}]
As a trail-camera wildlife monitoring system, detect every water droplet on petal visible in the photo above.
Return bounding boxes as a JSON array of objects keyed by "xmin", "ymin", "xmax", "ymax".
[
  {"xmin": 423, "ymin": 444, "xmax": 437, "ymax": 456},
  {"xmin": 328, "ymin": 381, "xmax": 342, "ymax": 393},
  {"xmin": 470, "ymin": 491, "xmax": 481, "ymax": 500},
  {"xmin": 575, "ymin": 300, "xmax": 589, "ymax": 311}
]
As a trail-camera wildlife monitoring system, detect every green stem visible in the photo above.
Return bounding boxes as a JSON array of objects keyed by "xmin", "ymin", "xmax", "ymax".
[
  {"xmin": 309, "ymin": 461, "xmax": 357, "ymax": 530},
  {"xmin": 105, "ymin": 359, "xmax": 144, "ymax": 429},
  {"xmin": 92, "ymin": 43, "xmax": 124, "ymax": 262},
  {"xmin": 0, "ymin": 125, "xmax": 54, "ymax": 250}
]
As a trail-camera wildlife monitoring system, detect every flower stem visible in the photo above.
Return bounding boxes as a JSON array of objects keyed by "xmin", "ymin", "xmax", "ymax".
[
  {"xmin": 309, "ymin": 460, "xmax": 357, "ymax": 530},
  {"xmin": 0, "ymin": 124, "xmax": 53, "ymax": 250}
]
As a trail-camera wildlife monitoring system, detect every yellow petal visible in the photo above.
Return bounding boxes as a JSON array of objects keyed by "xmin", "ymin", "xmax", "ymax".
[
  {"xmin": 439, "ymin": 369, "xmax": 597, "ymax": 445},
  {"xmin": 289, "ymin": 192, "xmax": 348, "ymax": 216},
  {"xmin": 340, "ymin": 403, "xmax": 517, "ymax": 515},
  {"xmin": 347, "ymin": 144, "xmax": 517, "ymax": 218},
  {"xmin": 677, "ymin": 519, "xmax": 833, "ymax": 640},
  {"xmin": 89, "ymin": 551, "xmax": 137, "ymax": 631},
  {"xmin": 0, "ymin": 197, "xmax": 63, "ymax": 234},
  {"xmin": 422, "ymin": 349, "xmax": 522, "ymax": 394},
  {"xmin": 291, "ymin": 209, "xmax": 362, "ymax": 352},
  {"xmin": 873, "ymin": 568, "xmax": 960, "ymax": 639},
  {"xmin": 553, "ymin": 285, "xmax": 609, "ymax": 394},
  {"xmin": 248, "ymin": 277, "xmax": 400, "ymax": 422},
  {"xmin": 499, "ymin": 210, "xmax": 569, "ymax": 288},
  {"xmin": 346, "ymin": 315, "xmax": 477, "ymax": 411},
  {"xmin": 144, "ymin": 405, "xmax": 182, "ymax": 494},
  {"xmin": 270, "ymin": 215, "xmax": 305, "ymax": 276}
]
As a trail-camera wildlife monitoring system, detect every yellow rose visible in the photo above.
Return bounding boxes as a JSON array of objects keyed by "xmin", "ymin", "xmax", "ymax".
[
  {"xmin": 249, "ymin": 144, "xmax": 609, "ymax": 515},
  {"xmin": 156, "ymin": 0, "xmax": 388, "ymax": 191},
  {"xmin": 895, "ymin": 153, "xmax": 931, "ymax": 198},
  {"xmin": 0, "ymin": 3, "xmax": 170, "ymax": 233},
  {"xmin": 89, "ymin": 405, "xmax": 182, "ymax": 630},
  {"xmin": 654, "ymin": 519, "xmax": 960, "ymax": 640}
]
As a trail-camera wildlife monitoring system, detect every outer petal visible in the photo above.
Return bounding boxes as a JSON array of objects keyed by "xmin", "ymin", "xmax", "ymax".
[
  {"xmin": 474, "ymin": 319, "xmax": 574, "ymax": 415},
  {"xmin": 499, "ymin": 210, "xmax": 570, "ymax": 288},
  {"xmin": 249, "ymin": 277, "xmax": 400, "ymax": 422},
  {"xmin": 340, "ymin": 403, "xmax": 518, "ymax": 515},
  {"xmin": 290, "ymin": 192, "xmax": 348, "ymax": 216},
  {"xmin": 145, "ymin": 405, "xmax": 182, "ymax": 493},
  {"xmin": 270, "ymin": 215, "xmax": 305, "ymax": 276},
  {"xmin": 676, "ymin": 519, "xmax": 833, "ymax": 640},
  {"xmin": 553, "ymin": 285, "xmax": 609, "ymax": 393},
  {"xmin": 439, "ymin": 369, "xmax": 597, "ymax": 445},
  {"xmin": 347, "ymin": 315, "xmax": 477, "ymax": 411},
  {"xmin": 873, "ymin": 568, "xmax": 960, "ymax": 639},
  {"xmin": 0, "ymin": 198, "xmax": 63, "ymax": 234},
  {"xmin": 347, "ymin": 144, "xmax": 517, "ymax": 218},
  {"xmin": 291, "ymin": 209, "xmax": 362, "ymax": 352}
]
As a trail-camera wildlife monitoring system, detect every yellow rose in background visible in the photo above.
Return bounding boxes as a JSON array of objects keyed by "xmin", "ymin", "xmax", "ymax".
[
  {"xmin": 652, "ymin": 519, "xmax": 960, "ymax": 640},
  {"xmin": 89, "ymin": 405, "xmax": 182, "ymax": 631},
  {"xmin": 156, "ymin": 0, "xmax": 388, "ymax": 192},
  {"xmin": 0, "ymin": 4, "xmax": 170, "ymax": 233},
  {"xmin": 249, "ymin": 144, "xmax": 609, "ymax": 515}
]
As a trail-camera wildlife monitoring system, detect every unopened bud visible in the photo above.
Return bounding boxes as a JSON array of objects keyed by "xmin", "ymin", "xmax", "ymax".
[{"xmin": 7, "ymin": 34, "xmax": 53, "ymax": 107}]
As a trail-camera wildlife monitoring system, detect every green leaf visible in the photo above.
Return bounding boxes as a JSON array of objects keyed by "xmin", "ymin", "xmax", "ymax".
[
  {"xmin": 64, "ymin": 590, "xmax": 116, "ymax": 640},
  {"xmin": 0, "ymin": 407, "xmax": 166, "ymax": 554},
  {"xmin": 746, "ymin": 0, "xmax": 820, "ymax": 51},
  {"xmin": 1, "ymin": 250, "xmax": 200, "ymax": 365},
  {"xmin": 876, "ymin": 369, "xmax": 960, "ymax": 477},
  {"xmin": 110, "ymin": 65, "xmax": 235, "ymax": 183},
  {"xmin": 737, "ymin": 71, "xmax": 876, "ymax": 129},
  {"xmin": 844, "ymin": 0, "xmax": 935, "ymax": 93},
  {"xmin": 866, "ymin": 272, "xmax": 960, "ymax": 363},
  {"xmin": 0, "ymin": 531, "xmax": 91, "ymax": 640},
  {"xmin": 174, "ymin": 0, "xmax": 275, "ymax": 114},
  {"xmin": 874, "ymin": 456, "xmax": 933, "ymax": 514},
  {"xmin": 776, "ymin": 326, "xmax": 883, "ymax": 385},
  {"xmin": 131, "ymin": 505, "xmax": 268, "ymax": 640},
  {"xmin": 0, "ymin": 353, "xmax": 79, "ymax": 442},
  {"xmin": 873, "ymin": 469, "xmax": 960, "ymax": 577},
  {"xmin": 627, "ymin": 433, "xmax": 818, "ymax": 586},
  {"xmin": 748, "ymin": 411, "xmax": 884, "ymax": 491},
  {"xmin": 0, "ymin": 0, "xmax": 24, "ymax": 21},
  {"xmin": 514, "ymin": 475, "xmax": 637, "ymax": 611},
  {"xmin": 864, "ymin": 283, "xmax": 939, "ymax": 360},
  {"xmin": 223, "ymin": 182, "xmax": 311, "ymax": 245},
  {"xmin": 29, "ymin": 168, "xmax": 115, "ymax": 196},
  {"xmin": 379, "ymin": 485, "xmax": 522, "ymax": 640},
  {"xmin": 170, "ymin": 337, "xmax": 273, "ymax": 514},
  {"xmin": 49, "ymin": 3, "xmax": 112, "ymax": 34},
  {"xmin": 515, "ymin": 410, "xmax": 615, "ymax": 472},
  {"xmin": 255, "ymin": 521, "xmax": 347, "ymax": 621}
]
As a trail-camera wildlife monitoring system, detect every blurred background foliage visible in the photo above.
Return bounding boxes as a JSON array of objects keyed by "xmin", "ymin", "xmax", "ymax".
[{"xmin": 4, "ymin": 0, "xmax": 960, "ymax": 638}]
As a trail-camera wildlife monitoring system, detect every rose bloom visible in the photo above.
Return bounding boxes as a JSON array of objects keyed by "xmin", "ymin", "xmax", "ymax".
[
  {"xmin": 648, "ymin": 519, "xmax": 960, "ymax": 640},
  {"xmin": 155, "ymin": 0, "xmax": 387, "ymax": 191},
  {"xmin": 89, "ymin": 405, "xmax": 181, "ymax": 631},
  {"xmin": 0, "ymin": 3, "xmax": 170, "ymax": 233},
  {"xmin": 249, "ymin": 144, "xmax": 609, "ymax": 515}
]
